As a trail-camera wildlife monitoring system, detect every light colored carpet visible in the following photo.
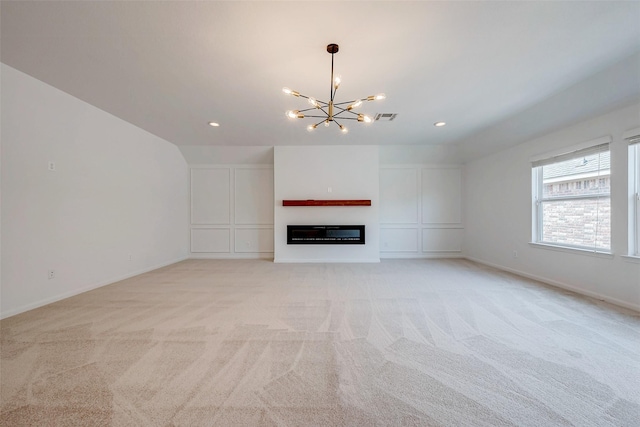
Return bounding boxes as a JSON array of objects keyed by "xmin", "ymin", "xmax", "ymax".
[{"xmin": 1, "ymin": 259, "xmax": 639, "ymax": 426}]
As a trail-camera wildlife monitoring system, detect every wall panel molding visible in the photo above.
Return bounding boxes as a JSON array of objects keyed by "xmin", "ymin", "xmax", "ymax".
[
  {"xmin": 191, "ymin": 228, "xmax": 231, "ymax": 253},
  {"xmin": 190, "ymin": 165, "xmax": 274, "ymax": 258},
  {"xmin": 422, "ymin": 167, "xmax": 462, "ymax": 225},
  {"xmin": 190, "ymin": 167, "xmax": 231, "ymax": 225},
  {"xmin": 235, "ymin": 228, "xmax": 274, "ymax": 253},
  {"xmin": 381, "ymin": 165, "xmax": 463, "ymax": 258},
  {"xmin": 380, "ymin": 168, "xmax": 419, "ymax": 224},
  {"xmin": 234, "ymin": 167, "xmax": 274, "ymax": 225}
]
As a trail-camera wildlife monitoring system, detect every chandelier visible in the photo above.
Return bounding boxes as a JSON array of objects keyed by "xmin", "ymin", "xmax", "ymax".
[{"xmin": 283, "ymin": 43, "xmax": 385, "ymax": 133}]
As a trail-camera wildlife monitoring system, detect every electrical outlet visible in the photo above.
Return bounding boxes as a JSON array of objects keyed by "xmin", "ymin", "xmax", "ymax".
[
  {"xmin": 128, "ymin": 254, "xmax": 132, "ymax": 261},
  {"xmin": 328, "ymin": 187, "xmax": 332, "ymax": 193},
  {"xmin": 48, "ymin": 161, "xmax": 56, "ymax": 171},
  {"xmin": 48, "ymin": 270, "xmax": 55, "ymax": 279},
  {"xmin": 512, "ymin": 250, "xmax": 518, "ymax": 258}
]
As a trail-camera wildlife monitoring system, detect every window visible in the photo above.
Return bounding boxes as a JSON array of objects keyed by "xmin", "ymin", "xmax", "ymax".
[
  {"xmin": 627, "ymin": 129, "xmax": 640, "ymax": 256},
  {"xmin": 532, "ymin": 142, "xmax": 610, "ymax": 252}
]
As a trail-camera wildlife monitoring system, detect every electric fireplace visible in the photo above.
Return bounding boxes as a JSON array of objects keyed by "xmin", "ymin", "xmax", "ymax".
[{"xmin": 287, "ymin": 225, "xmax": 365, "ymax": 245}]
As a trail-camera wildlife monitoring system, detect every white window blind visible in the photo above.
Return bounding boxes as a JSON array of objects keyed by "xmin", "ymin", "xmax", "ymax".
[
  {"xmin": 531, "ymin": 143, "xmax": 609, "ymax": 168},
  {"xmin": 625, "ymin": 133, "xmax": 640, "ymax": 146}
]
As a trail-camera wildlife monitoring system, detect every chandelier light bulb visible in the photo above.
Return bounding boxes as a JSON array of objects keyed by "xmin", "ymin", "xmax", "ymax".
[
  {"xmin": 357, "ymin": 114, "xmax": 373, "ymax": 123},
  {"xmin": 308, "ymin": 97, "xmax": 319, "ymax": 108},
  {"xmin": 340, "ymin": 125, "xmax": 348, "ymax": 133},
  {"xmin": 307, "ymin": 124, "xmax": 317, "ymax": 132},
  {"xmin": 375, "ymin": 93, "xmax": 386, "ymax": 100},
  {"xmin": 282, "ymin": 87, "xmax": 300, "ymax": 97},
  {"xmin": 334, "ymin": 75, "xmax": 342, "ymax": 89},
  {"xmin": 324, "ymin": 120, "xmax": 330, "ymax": 127},
  {"xmin": 347, "ymin": 99, "xmax": 363, "ymax": 111}
]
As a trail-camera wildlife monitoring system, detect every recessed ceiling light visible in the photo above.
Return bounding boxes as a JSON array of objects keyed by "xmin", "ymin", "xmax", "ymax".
[
  {"xmin": 208, "ymin": 122, "xmax": 220, "ymax": 127},
  {"xmin": 434, "ymin": 121, "xmax": 446, "ymax": 127}
]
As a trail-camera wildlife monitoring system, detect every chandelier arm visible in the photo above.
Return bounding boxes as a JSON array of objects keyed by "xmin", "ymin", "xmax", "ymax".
[
  {"xmin": 308, "ymin": 106, "xmax": 330, "ymax": 117},
  {"xmin": 331, "ymin": 116, "xmax": 360, "ymax": 121},
  {"xmin": 303, "ymin": 115, "xmax": 330, "ymax": 119},
  {"xmin": 317, "ymin": 106, "xmax": 329, "ymax": 116},
  {"xmin": 333, "ymin": 107, "xmax": 360, "ymax": 117},
  {"xmin": 333, "ymin": 100, "xmax": 360, "ymax": 106},
  {"xmin": 296, "ymin": 93, "xmax": 328, "ymax": 105},
  {"xmin": 298, "ymin": 106, "xmax": 326, "ymax": 114}
]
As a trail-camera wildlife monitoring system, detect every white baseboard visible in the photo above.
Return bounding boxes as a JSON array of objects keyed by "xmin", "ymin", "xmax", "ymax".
[
  {"xmin": 381, "ymin": 253, "xmax": 464, "ymax": 259},
  {"xmin": 189, "ymin": 253, "xmax": 274, "ymax": 260},
  {"xmin": 465, "ymin": 256, "xmax": 640, "ymax": 313},
  {"xmin": 0, "ymin": 255, "xmax": 189, "ymax": 320},
  {"xmin": 274, "ymin": 258, "xmax": 380, "ymax": 263}
]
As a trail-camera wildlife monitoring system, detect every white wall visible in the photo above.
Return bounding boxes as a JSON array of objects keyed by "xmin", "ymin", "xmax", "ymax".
[
  {"xmin": 380, "ymin": 166, "xmax": 463, "ymax": 258},
  {"xmin": 179, "ymin": 146, "xmax": 273, "ymax": 165},
  {"xmin": 1, "ymin": 64, "xmax": 189, "ymax": 318},
  {"xmin": 465, "ymin": 103, "xmax": 640, "ymax": 310},
  {"xmin": 274, "ymin": 145, "xmax": 380, "ymax": 263}
]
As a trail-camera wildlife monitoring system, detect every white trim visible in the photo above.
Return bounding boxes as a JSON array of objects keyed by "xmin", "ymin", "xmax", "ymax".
[
  {"xmin": 190, "ymin": 167, "xmax": 231, "ymax": 225},
  {"xmin": 380, "ymin": 164, "xmax": 463, "ymax": 169},
  {"xmin": 631, "ymin": 144, "xmax": 640, "ymax": 256},
  {"xmin": 190, "ymin": 228, "xmax": 231, "ymax": 253},
  {"xmin": 274, "ymin": 258, "xmax": 380, "ymax": 263},
  {"xmin": 234, "ymin": 227, "xmax": 274, "ymax": 253},
  {"xmin": 529, "ymin": 135, "xmax": 612, "ymax": 163},
  {"xmin": 190, "ymin": 253, "xmax": 273, "ymax": 260},
  {"xmin": 381, "ymin": 253, "xmax": 464, "ymax": 259},
  {"xmin": 0, "ymin": 256, "xmax": 189, "ymax": 320},
  {"xmin": 465, "ymin": 256, "xmax": 639, "ymax": 313},
  {"xmin": 529, "ymin": 242, "xmax": 613, "ymax": 258},
  {"xmin": 190, "ymin": 164, "xmax": 273, "ymax": 169},
  {"xmin": 379, "ymin": 167, "xmax": 419, "ymax": 225},
  {"xmin": 233, "ymin": 167, "xmax": 275, "ymax": 225},
  {"xmin": 623, "ymin": 126, "xmax": 640, "ymax": 141},
  {"xmin": 621, "ymin": 255, "xmax": 640, "ymax": 264}
]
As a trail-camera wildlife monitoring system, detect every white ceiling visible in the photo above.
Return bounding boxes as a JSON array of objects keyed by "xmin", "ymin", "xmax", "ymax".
[{"xmin": 2, "ymin": 1, "xmax": 639, "ymax": 162}]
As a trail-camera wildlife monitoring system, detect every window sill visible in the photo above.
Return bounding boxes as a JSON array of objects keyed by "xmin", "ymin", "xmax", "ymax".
[
  {"xmin": 621, "ymin": 255, "xmax": 640, "ymax": 264},
  {"xmin": 529, "ymin": 242, "xmax": 614, "ymax": 259}
]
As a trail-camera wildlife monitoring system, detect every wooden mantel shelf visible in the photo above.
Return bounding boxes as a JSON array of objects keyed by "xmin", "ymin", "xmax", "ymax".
[{"xmin": 282, "ymin": 199, "xmax": 372, "ymax": 207}]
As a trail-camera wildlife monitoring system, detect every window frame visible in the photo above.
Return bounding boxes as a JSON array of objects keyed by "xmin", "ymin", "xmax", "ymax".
[
  {"xmin": 531, "ymin": 137, "xmax": 612, "ymax": 253},
  {"xmin": 629, "ymin": 139, "xmax": 640, "ymax": 256},
  {"xmin": 635, "ymin": 145, "xmax": 640, "ymax": 255}
]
